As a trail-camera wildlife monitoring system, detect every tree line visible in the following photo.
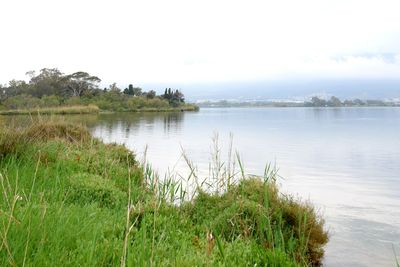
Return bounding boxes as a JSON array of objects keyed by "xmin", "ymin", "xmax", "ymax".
[
  {"xmin": 0, "ymin": 68, "xmax": 186, "ymax": 110},
  {"xmin": 305, "ymin": 96, "xmax": 390, "ymax": 107}
]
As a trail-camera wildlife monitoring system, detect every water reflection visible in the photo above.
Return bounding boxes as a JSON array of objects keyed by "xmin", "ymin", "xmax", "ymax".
[
  {"xmin": 89, "ymin": 108, "xmax": 400, "ymax": 267},
  {"xmin": 2, "ymin": 107, "xmax": 400, "ymax": 267},
  {"xmin": 87, "ymin": 112, "xmax": 185, "ymax": 139},
  {"xmin": 0, "ymin": 111, "xmax": 186, "ymax": 142}
]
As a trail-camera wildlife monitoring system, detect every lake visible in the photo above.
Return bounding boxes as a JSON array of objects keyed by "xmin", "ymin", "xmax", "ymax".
[{"xmin": 5, "ymin": 107, "xmax": 399, "ymax": 266}]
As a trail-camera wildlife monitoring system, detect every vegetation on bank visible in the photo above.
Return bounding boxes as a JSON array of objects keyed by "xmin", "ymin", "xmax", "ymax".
[
  {"xmin": 0, "ymin": 105, "xmax": 100, "ymax": 115},
  {"xmin": 0, "ymin": 104, "xmax": 198, "ymax": 115},
  {"xmin": 304, "ymin": 96, "xmax": 398, "ymax": 107},
  {"xmin": 197, "ymin": 96, "xmax": 400, "ymax": 108},
  {"xmin": 0, "ymin": 68, "xmax": 198, "ymax": 112},
  {"xmin": 0, "ymin": 120, "xmax": 328, "ymax": 266}
]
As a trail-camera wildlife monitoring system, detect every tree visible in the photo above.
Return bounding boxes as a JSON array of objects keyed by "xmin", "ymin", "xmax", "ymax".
[
  {"xmin": 165, "ymin": 89, "xmax": 185, "ymax": 106},
  {"xmin": 343, "ymin": 100, "xmax": 353, "ymax": 106},
  {"xmin": 123, "ymin": 84, "xmax": 134, "ymax": 95},
  {"xmin": 25, "ymin": 70, "xmax": 36, "ymax": 80},
  {"xmin": 123, "ymin": 85, "xmax": 142, "ymax": 96},
  {"xmin": 63, "ymin": 72, "xmax": 101, "ymax": 97},
  {"xmin": 29, "ymin": 68, "xmax": 63, "ymax": 84},
  {"xmin": 145, "ymin": 90, "xmax": 156, "ymax": 99},
  {"xmin": 0, "ymin": 84, "xmax": 7, "ymax": 101},
  {"xmin": 366, "ymin": 99, "xmax": 384, "ymax": 106},
  {"xmin": 328, "ymin": 96, "xmax": 342, "ymax": 107},
  {"xmin": 353, "ymin": 99, "xmax": 365, "ymax": 106},
  {"xmin": 310, "ymin": 96, "xmax": 327, "ymax": 107},
  {"xmin": 108, "ymin": 83, "xmax": 120, "ymax": 92},
  {"xmin": 161, "ymin": 88, "xmax": 185, "ymax": 106},
  {"xmin": 163, "ymin": 88, "xmax": 173, "ymax": 100},
  {"xmin": 7, "ymin": 80, "xmax": 30, "ymax": 97},
  {"xmin": 132, "ymin": 87, "xmax": 142, "ymax": 96},
  {"xmin": 28, "ymin": 68, "xmax": 64, "ymax": 97},
  {"xmin": 173, "ymin": 90, "xmax": 184, "ymax": 102}
]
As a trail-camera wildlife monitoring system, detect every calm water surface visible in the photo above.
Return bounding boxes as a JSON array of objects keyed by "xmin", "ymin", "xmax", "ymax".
[
  {"xmin": 85, "ymin": 107, "xmax": 400, "ymax": 267},
  {"xmin": 8, "ymin": 107, "xmax": 400, "ymax": 266}
]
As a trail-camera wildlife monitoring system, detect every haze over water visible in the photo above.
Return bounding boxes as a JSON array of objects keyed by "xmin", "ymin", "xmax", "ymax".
[{"xmin": 81, "ymin": 107, "xmax": 400, "ymax": 267}]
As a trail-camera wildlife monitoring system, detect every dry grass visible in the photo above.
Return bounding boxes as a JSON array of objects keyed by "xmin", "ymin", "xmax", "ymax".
[
  {"xmin": 0, "ymin": 105, "xmax": 100, "ymax": 115},
  {"xmin": 24, "ymin": 121, "xmax": 91, "ymax": 142},
  {"xmin": 0, "ymin": 120, "xmax": 91, "ymax": 157}
]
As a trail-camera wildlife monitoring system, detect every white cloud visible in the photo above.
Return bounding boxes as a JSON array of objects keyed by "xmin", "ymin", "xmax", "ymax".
[{"xmin": 0, "ymin": 0, "xmax": 400, "ymax": 86}]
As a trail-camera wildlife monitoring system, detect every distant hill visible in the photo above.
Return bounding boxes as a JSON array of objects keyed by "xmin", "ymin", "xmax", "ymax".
[{"xmin": 143, "ymin": 79, "xmax": 400, "ymax": 102}]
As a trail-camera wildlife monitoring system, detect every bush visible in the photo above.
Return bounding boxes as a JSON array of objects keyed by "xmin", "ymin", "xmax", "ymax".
[
  {"xmin": 144, "ymin": 98, "xmax": 169, "ymax": 108},
  {"xmin": 3, "ymin": 94, "xmax": 43, "ymax": 109},
  {"xmin": 184, "ymin": 178, "xmax": 328, "ymax": 265},
  {"xmin": 24, "ymin": 121, "xmax": 91, "ymax": 142},
  {"xmin": 64, "ymin": 96, "xmax": 85, "ymax": 106},
  {"xmin": 42, "ymin": 95, "xmax": 61, "ymax": 107},
  {"xmin": 66, "ymin": 173, "xmax": 126, "ymax": 208},
  {"xmin": 0, "ymin": 121, "xmax": 91, "ymax": 158}
]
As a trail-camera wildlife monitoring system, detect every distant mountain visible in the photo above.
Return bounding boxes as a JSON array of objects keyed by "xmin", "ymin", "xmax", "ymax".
[{"xmin": 143, "ymin": 79, "xmax": 400, "ymax": 102}]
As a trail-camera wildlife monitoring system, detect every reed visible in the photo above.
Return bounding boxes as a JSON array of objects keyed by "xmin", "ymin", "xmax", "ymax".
[
  {"xmin": 0, "ymin": 105, "xmax": 100, "ymax": 115},
  {"xmin": 0, "ymin": 120, "xmax": 328, "ymax": 266},
  {"xmin": 140, "ymin": 133, "xmax": 328, "ymax": 265},
  {"xmin": 394, "ymin": 244, "xmax": 400, "ymax": 267}
]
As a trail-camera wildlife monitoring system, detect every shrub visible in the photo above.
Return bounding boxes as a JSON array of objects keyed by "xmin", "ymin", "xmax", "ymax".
[
  {"xmin": 66, "ymin": 173, "xmax": 126, "ymax": 208},
  {"xmin": 3, "ymin": 94, "xmax": 43, "ymax": 109},
  {"xmin": 64, "ymin": 96, "xmax": 85, "ymax": 106},
  {"xmin": 24, "ymin": 121, "xmax": 91, "ymax": 142},
  {"xmin": 184, "ymin": 178, "xmax": 328, "ymax": 265},
  {"xmin": 0, "ymin": 121, "xmax": 91, "ymax": 158},
  {"xmin": 41, "ymin": 95, "xmax": 61, "ymax": 107}
]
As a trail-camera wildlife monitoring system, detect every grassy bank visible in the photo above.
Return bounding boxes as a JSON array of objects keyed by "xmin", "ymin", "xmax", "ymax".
[
  {"xmin": 0, "ymin": 105, "xmax": 100, "ymax": 115},
  {"xmin": 0, "ymin": 104, "xmax": 198, "ymax": 115},
  {"xmin": 0, "ymin": 121, "xmax": 328, "ymax": 266}
]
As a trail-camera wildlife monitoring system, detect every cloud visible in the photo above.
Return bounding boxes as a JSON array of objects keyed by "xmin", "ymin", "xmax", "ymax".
[{"xmin": 0, "ymin": 0, "xmax": 400, "ymax": 86}]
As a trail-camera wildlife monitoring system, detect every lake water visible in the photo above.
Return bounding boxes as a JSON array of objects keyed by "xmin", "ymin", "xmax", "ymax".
[{"xmin": 5, "ymin": 107, "xmax": 400, "ymax": 266}]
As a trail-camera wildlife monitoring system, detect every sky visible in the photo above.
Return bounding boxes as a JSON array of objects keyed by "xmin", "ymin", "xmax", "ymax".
[{"xmin": 1, "ymin": 0, "xmax": 400, "ymax": 98}]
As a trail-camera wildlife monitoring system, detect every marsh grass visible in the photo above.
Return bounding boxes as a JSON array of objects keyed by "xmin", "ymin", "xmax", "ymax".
[
  {"xmin": 140, "ymin": 132, "xmax": 328, "ymax": 265},
  {"xmin": 0, "ymin": 119, "xmax": 91, "ymax": 157},
  {"xmin": 0, "ymin": 105, "xmax": 100, "ymax": 115},
  {"xmin": 394, "ymin": 244, "xmax": 400, "ymax": 267},
  {"xmin": 0, "ymin": 120, "xmax": 328, "ymax": 266},
  {"xmin": 0, "ymin": 104, "xmax": 198, "ymax": 116}
]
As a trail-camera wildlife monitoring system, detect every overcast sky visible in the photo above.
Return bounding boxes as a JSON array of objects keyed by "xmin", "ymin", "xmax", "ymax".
[{"xmin": 1, "ymin": 0, "xmax": 400, "ymax": 87}]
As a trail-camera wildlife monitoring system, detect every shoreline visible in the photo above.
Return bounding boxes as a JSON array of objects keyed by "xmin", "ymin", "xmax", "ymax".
[
  {"xmin": 0, "ymin": 120, "xmax": 328, "ymax": 266},
  {"xmin": 197, "ymin": 105, "xmax": 400, "ymax": 108},
  {"xmin": 0, "ymin": 104, "xmax": 199, "ymax": 115}
]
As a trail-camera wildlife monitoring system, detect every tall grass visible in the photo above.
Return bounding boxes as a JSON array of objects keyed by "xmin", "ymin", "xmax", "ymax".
[
  {"xmin": 141, "ymin": 132, "xmax": 328, "ymax": 265},
  {"xmin": 0, "ymin": 105, "xmax": 100, "ymax": 115},
  {"xmin": 394, "ymin": 244, "xmax": 400, "ymax": 267},
  {"xmin": 148, "ymin": 132, "xmax": 279, "ymax": 204},
  {"xmin": 0, "ymin": 120, "xmax": 328, "ymax": 266}
]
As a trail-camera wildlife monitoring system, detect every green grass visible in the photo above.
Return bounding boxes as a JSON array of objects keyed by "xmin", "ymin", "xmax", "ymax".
[
  {"xmin": 0, "ymin": 120, "xmax": 328, "ymax": 266},
  {"xmin": 0, "ymin": 105, "xmax": 100, "ymax": 115}
]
